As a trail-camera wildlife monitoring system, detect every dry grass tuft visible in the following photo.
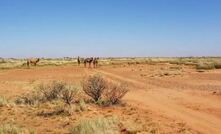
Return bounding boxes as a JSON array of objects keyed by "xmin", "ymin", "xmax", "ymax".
[
  {"xmin": 76, "ymin": 99, "xmax": 87, "ymax": 112},
  {"xmin": 0, "ymin": 124, "xmax": 34, "ymax": 134},
  {"xmin": 69, "ymin": 116, "xmax": 119, "ymax": 134},
  {"xmin": 0, "ymin": 96, "xmax": 14, "ymax": 107}
]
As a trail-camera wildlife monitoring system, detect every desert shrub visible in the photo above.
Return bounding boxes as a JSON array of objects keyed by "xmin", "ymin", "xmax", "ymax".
[
  {"xmin": 15, "ymin": 81, "xmax": 69, "ymax": 105},
  {"xmin": 15, "ymin": 90, "xmax": 43, "ymax": 105},
  {"xmin": 104, "ymin": 82, "xmax": 129, "ymax": 105},
  {"xmin": 0, "ymin": 58, "xmax": 6, "ymax": 64},
  {"xmin": 82, "ymin": 74, "xmax": 107, "ymax": 101},
  {"xmin": 60, "ymin": 86, "xmax": 79, "ymax": 105},
  {"xmin": 0, "ymin": 124, "xmax": 28, "ymax": 134},
  {"xmin": 196, "ymin": 63, "xmax": 215, "ymax": 70},
  {"xmin": 15, "ymin": 81, "xmax": 80, "ymax": 106},
  {"xmin": 214, "ymin": 62, "xmax": 221, "ymax": 69},
  {"xmin": 38, "ymin": 81, "xmax": 66, "ymax": 102},
  {"xmin": 69, "ymin": 116, "xmax": 119, "ymax": 134},
  {"xmin": 0, "ymin": 96, "xmax": 14, "ymax": 107}
]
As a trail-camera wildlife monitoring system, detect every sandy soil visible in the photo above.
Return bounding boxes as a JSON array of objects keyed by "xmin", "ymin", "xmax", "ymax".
[{"xmin": 0, "ymin": 64, "xmax": 221, "ymax": 134}]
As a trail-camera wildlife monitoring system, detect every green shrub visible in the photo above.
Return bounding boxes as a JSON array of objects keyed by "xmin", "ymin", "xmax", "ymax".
[
  {"xmin": 82, "ymin": 74, "xmax": 107, "ymax": 101},
  {"xmin": 69, "ymin": 116, "xmax": 119, "ymax": 134}
]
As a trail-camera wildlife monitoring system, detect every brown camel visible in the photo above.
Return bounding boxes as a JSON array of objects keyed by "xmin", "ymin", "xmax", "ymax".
[
  {"xmin": 77, "ymin": 56, "xmax": 81, "ymax": 66},
  {"xmin": 84, "ymin": 57, "xmax": 93, "ymax": 68},
  {"xmin": 93, "ymin": 57, "xmax": 99, "ymax": 68},
  {"xmin": 27, "ymin": 58, "xmax": 40, "ymax": 67}
]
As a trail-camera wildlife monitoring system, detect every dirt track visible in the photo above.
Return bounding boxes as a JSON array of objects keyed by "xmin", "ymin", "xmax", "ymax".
[
  {"xmin": 0, "ymin": 64, "xmax": 221, "ymax": 133},
  {"xmin": 94, "ymin": 67, "xmax": 221, "ymax": 134}
]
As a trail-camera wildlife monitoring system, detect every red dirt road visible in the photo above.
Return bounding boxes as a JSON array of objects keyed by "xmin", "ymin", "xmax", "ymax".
[{"xmin": 93, "ymin": 65, "xmax": 221, "ymax": 134}]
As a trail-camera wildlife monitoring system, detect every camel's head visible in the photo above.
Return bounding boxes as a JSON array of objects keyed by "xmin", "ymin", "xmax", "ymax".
[{"xmin": 36, "ymin": 58, "xmax": 40, "ymax": 63}]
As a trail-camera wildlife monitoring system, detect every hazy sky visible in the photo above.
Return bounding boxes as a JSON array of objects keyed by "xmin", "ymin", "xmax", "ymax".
[{"xmin": 0, "ymin": 0, "xmax": 221, "ymax": 58}]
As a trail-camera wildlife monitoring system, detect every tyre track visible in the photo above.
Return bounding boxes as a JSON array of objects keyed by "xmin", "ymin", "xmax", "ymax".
[{"xmin": 92, "ymin": 68, "xmax": 221, "ymax": 134}]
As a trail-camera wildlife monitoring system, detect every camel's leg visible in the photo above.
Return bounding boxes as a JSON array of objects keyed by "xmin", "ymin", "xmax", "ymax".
[
  {"xmin": 84, "ymin": 62, "xmax": 86, "ymax": 68},
  {"xmin": 27, "ymin": 61, "xmax": 30, "ymax": 67},
  {"xmin": 89, "ymin": 62, "xmax": 91, "ymax": 68}
]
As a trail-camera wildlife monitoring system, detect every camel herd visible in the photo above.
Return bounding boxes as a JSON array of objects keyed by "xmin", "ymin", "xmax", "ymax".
[
  {"xmin": 26, "ymin": 57, "xmax": 99, "ymax": 68},
  {"xmin": 27, "ymin": 58, "xmax": 40, "ymax": 67},
  {"xmin": 78, "ymin": 57, "xmax": 99, "ymax": 68}
]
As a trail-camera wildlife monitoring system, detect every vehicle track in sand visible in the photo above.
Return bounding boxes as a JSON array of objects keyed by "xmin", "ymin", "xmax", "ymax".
[{"xmin": 92, "ymin": 68, "xmax": 221, "ymax": 134}]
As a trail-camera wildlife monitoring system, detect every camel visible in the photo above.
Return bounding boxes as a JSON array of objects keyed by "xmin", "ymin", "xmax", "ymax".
[
  {"xmin": 84, "ymin": 57, "xmax": 93, "ymax": 68},
  {"xmin": 27, "ymin": 58, "xmax": 40, "ymax": 67},
  {"xmin": 93, "ymin": 57, "xmax": 99, "ymax": 68},
  {"xmin": 77, "ymin": 56, "xmax": 81, "ymax": 66}
]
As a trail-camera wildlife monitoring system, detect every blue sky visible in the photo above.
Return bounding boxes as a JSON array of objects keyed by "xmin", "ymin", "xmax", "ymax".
[{"xmin": 0, "ymin": 0, "xmax": 221, "ymax": 58}]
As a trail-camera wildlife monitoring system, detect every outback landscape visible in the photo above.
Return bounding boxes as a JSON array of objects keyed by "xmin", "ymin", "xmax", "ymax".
[{"xmin": 0, "ymin": 57, "xmax": 221, "ymax": 134}]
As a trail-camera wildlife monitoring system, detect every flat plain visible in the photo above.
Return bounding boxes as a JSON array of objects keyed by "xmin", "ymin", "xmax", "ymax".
[{"xmin": 0, "ymin": 57, "xmax": 221, "ymax": 134}]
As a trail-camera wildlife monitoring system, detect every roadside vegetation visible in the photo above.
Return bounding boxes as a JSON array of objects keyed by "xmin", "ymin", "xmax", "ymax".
[
  {"xmin": 82, "ymin": 74, "xmax": 129, "ymax": 106},
  {"xmin": 3, "ymin": 74, "xmax": 129, "ymax": 133}
]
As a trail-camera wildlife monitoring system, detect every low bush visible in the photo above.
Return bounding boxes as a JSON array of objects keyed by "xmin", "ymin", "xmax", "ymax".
[
  {"xmin": 196, "ymin": 63, "xmax": 215, "ymax": 70},
  {"xmin": 82, "ymin": 74, "xmax": 129, "ymax": 105},
  {"xmin": 15, "ymin": 91, "xmax": 43, "ymax": 105},
  {"xmin": 15, "ymin": 81, "xmax": 79, "ymax": 105},
  {"xmin": 214, "ymin": 62, "xmax": 221, "ymax": 69},
  {"xmin": 38, "ymin": 81, "xmax": 66, "ymax": 102},
  {"xmin": 60, "ymin": 86, "xmax": 79, "ymax": 105},
  {"xmin": 0, "ymin": 58, "xmax": 6, "ymax": 64},
  {"xmin": 82, "ymin": 74, "xmax": 107, "ymax": 102},
  {"xmin": 69, "ymin": 116, "xmax": 119, "ymax": 134},
  {"xmin": 104, "ymin": 82, "xmax": 129, "ymax": 105}
]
